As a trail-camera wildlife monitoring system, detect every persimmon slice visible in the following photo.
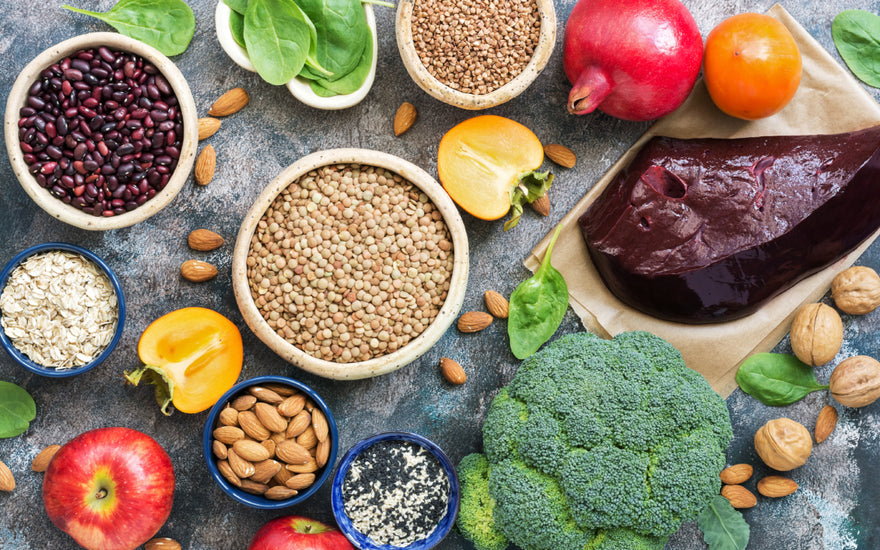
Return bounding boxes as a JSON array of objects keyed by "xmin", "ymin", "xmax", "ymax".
[{"xmin": 438, "ymin": 115, "xmax": 549, "ymax": 228}]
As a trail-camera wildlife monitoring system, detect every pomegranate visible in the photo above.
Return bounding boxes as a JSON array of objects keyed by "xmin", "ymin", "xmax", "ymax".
[{"xmin": 564, "ymin": 0, "xmax": 703, "ymax": 121}]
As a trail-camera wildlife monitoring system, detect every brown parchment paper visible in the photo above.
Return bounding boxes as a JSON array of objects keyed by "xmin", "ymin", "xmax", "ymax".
[{"xmin": 525, "ymin": 4, "xmax": 880, "ymax": 397}]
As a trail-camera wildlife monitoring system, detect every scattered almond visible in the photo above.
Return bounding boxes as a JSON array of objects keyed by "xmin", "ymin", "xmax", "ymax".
[
  {"xmin": 145, "ymin": 538, "xmax": 182, "ymax": 550},
  {"xmin": 311, "ymin": 409, "xmax": 329, "ymax": 443},
  {"xmin": 393, "ymin": 102, "xmax": 417, "ymax": 136},
  {"xmin": 544, "ymin": 143, "xmax": 576, "ymax": 168},
  {"xmin": 815, "ymin": 405, "xmax": 838, "ymax": 443},
  {"xmin": 721, "ymin": 484, "xmax": 757, "ymax": 509},
  {"xmin": 285, "ymin": 473, "xmax": 316, "ymax": 490},
  {"xmin": 265, "ymin": 485, "xmax": 298, "ymax": 500},
  {"xmin": 209, "ymin": 87, "xmax": 249, "ymax": 117},
  {"xmin": 213, "ymin": 426, "xmax": 245, "ymax": 445},
  {"xmin": 0, "ymin": 459, "xmax": 14, "ymax": 491},
  {"xmin": 194, "ymin": 145, "xmax": 216, "ymax": 186},
  {"xmin": 530, "ymin": 194, "xmax": 551, "ymax": 217},
  {"xmin": 484, "ymin": 290, "xmax": 509, "ymax": 319},
  {"xmin": 197, "ymin": 117, "xmax": 222, "ymax": 140},
  {"xmin": 181, "ymin": 260, "xmax": 218, "ymax": 282},
  {"xmin": 440, "ymin": 357, "xmax": 467, "ymax": 385},
  {"xmin": 457, "ymin": 311, "xmax": 493, "ymax": 333},
  {"xmin": 239, "ymin": 410, "xmax": 271, "ymax": 441},
  {"xmin": 254, "ymin": 402, "xmax": 288, "ymax": 433},
  {"xmin": 188, "ymin": 229, "xmax": 224, "ymax": 251},
  {"xmin": 31, "ymin": 445, "xmax": 61, "ymax": 473},
  {"xmin": 719, "ymin": 463, "xmax": 753, "ymax": 485},
  {"xmin": 232, "ymin": 439, "xmax": 272, "ymax": 463},
  {"xmin": 757, "ymin": 476, "xmax": 799, "ymax": 498}
]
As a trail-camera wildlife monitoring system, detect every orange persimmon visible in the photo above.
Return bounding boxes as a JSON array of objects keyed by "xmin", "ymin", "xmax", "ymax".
[
  {"xmin": 703, "ymin": 13, "xmax": 802, "ymax": 120},
  {"xmin": 438, "ymin": 115, "xmax": 552, "ymax": 230},
  {"xmin": 124, "ymin": 307, "xmax": 243, "ymax": 414}
]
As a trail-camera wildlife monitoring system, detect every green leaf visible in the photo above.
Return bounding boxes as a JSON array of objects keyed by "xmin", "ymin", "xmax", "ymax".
[
  {"xmin": 308, "ymin": 29, "xmax": 373, "ymax": 96},
  {"xmin": 508, "ymin": 226, "xmax": 568, "ymax": 359},
  {"xmin": 697, "ymin": 495, "xmax": 750, "ymax": 550},
  {"xmin": 296, "ymin": 0, "xmax": 368, "ymax": 81},
  {"xmin": 0, "ymin": 381, "xmax": 37, "ymax": 438},
  {"xmin": 736, "ymin": 353, "xmax": 829, "ymax": 406},
  {"xmin": 504, "ymin": 170, "xmax": 553, "ymax": 231},
  {"xmin": 832, "ymin": 10, "xmax": 880, "ymax": 88},
  {"xmin": 223, "ymin": 0, "xmax": 248, "ymax": 14},
  {"xmin": 230, "ymin": 10, "xmax": 246, "ymax": 49},
  {"xmin": 63, "ymin": 0, "xmax": 195, "ymax": 57}
]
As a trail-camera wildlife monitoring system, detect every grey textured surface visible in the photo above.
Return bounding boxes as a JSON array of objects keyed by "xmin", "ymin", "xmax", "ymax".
[{"xmin": 0, "ymin": 0, "xmax": 879, "ymax": 549}]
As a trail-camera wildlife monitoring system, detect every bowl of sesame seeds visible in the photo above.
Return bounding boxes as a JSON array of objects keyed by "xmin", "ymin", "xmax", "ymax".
[
  {"xmin": 396, "ymin": 0, "xmax": 556, "ymax": 110},
  {"xmin": 231, "ymin": 148, "xmax": 468, "ymax": 380},
  {"xmin": 330, "ymin": 432, "xmax": 459, "ymax": 550},
  {"xmin": 0, "ymin": 242, "xmax": 124, "ymax": 377}
]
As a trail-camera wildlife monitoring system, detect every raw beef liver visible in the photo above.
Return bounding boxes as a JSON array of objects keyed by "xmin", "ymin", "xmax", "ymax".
[{"xmin": 578, "ymin": 125, "xmax": 880, "ymax": 323}]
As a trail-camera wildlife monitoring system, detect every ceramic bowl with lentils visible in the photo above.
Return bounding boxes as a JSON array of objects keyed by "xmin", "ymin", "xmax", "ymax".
[
  {"xmin": 232, "ymin": 149, "xmax": 468, "ymax": 380},
  {"xmin": 4, "ymin": 32, "xmax": 198, "ymax": 230},
  {"xmin": 395, "ymin": 0, "xmax": 556, "ymax": 110}
]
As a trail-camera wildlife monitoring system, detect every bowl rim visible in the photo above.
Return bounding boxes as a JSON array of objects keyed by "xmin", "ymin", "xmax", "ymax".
[
  {"xmin": 214, "ymin": 0, "xmax": 378, "ymax": 111},
  {"xmin": 202, "ymin": 374, "xmax": 339, "ymax": 509},
  {"xmin": 0, "ymin": 242, "xmax": 126, "ymax": 378},
  {"xmin": 231, "ymin": 148, "xmax": 469, "ymax": 380},
  {"xmin": 330, "ymin": 431, "xmax": 460, "ymax": 550},
  {"xmin": 3, "ymin": 32, "xmax": 199, "ymax": 230},
  {"xmin": 395, "ymin": 0, "xmax": 556, "ymax": 110}
]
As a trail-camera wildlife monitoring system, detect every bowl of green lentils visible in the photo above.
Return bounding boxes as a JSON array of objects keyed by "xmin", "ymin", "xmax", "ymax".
[{"xmin": 232, "ymin": 149, "xmax": 469, "ymax": 379}]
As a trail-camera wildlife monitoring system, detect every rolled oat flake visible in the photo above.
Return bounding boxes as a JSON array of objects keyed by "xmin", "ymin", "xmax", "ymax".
[{"xmin": 342, "ymin": 440, "xmax": 449, "ymax": 546}]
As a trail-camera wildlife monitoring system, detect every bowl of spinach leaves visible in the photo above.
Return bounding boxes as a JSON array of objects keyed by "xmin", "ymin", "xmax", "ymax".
[{"xmin": 215, "ymin": 0, "xmax": 380, "ymax": 110}]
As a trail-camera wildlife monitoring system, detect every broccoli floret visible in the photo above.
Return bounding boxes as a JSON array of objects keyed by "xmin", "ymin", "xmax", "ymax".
[
  {"xmin": 456, "ymin": 331, "xmax": 732, "ymax": 550},
  {"xmin": 455, "ymin": 454, "xmax": 508, "ymax": 550}
]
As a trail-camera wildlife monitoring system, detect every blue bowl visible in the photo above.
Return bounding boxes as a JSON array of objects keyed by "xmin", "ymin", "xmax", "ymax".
[
  {"xmin": 0, "ymin": 242, "xmax": 125, "ymax": 377},
  {"xmin": 331, "ymin": 432, "xmax": 460, "ymax": 550},
  {"xmin": 203, "ymin": 375, "xmax": 339, "ymax": 509}
]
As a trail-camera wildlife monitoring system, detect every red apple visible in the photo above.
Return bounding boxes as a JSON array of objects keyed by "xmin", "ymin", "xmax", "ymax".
[
  {"xmin": 248, "ymin": 516, "xmax": 354, "ymax": 550},
  {"xmin": 42, "ymin": 427, "xmax": 175, "ymax": 550}
]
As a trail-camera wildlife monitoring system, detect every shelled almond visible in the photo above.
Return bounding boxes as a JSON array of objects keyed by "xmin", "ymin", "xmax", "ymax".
[{"xmin": 211, "ymin": 384, "xmax": 331, "ymax": 499}]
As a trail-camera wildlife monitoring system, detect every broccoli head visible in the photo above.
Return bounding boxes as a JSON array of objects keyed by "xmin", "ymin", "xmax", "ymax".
[
  {"xmin": 456, "ymin": 453, "xmax": 508, "ymax": 550},
  {"xmin": 456, "ymin": 331, "xmax": 732, "ymax": 550}
]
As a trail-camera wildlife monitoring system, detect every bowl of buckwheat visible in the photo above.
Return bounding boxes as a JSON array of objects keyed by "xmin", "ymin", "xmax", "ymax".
[
  {"xmin": 232, "ymin": 149, "xmax": 469, "ymax": 380},
  {"xmin": 395, "ymin": 0, "xmax": 556, "ymax": 109},
  {"xmin": 0, "ymin": 242, "xmax": 125, "ymax": 377}
]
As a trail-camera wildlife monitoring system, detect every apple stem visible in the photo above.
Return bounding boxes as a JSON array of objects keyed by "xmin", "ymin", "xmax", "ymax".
[{"xmin": 95, "ymin": 489, "xmax": 107, "ymax": 500}]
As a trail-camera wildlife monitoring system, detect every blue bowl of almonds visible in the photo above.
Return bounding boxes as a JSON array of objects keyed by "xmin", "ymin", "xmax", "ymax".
[
  {"xmin": 0, "ymin": 242, "xmax": 125, "ymax": 377},
  {"xmin": 331, "ymin": 432, "xmax": 459, "ymax": 550}
]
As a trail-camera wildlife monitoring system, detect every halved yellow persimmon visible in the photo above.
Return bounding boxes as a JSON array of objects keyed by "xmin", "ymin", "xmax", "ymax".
[
  {"xmin": 124, "ymin": 307, "xmax": 243, "ymax": 415},
  {"xmin": 438, "ymin": 115, "xmax": 552, "ymax": 230}
]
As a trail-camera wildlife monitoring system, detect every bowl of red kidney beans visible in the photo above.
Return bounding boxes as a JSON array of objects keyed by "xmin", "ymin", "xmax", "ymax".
[{"xmin": 4, "ymin": 32, "xmax": 198, "ymax": 230}]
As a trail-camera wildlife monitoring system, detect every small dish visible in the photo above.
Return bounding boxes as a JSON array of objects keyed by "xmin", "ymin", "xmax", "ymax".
[
  {"xmin": 202, "ymin": 375, "xmax": 339, "ymax": 509},
  {"xmin": 4, "ymin": 32, "xmax": 198, "ymax": 230},
  {"xmin": 395, "ymin": 0, "xmax": 556, "ymax": 109},
  {"xmin": 231, "ymin": 148, "xmax": 469, "ymax": 380},
  {"xmin": 214, "ymin": 0, "xmax": 377, "ymax": 110},
  {"xmin": 0, "ymin": 242, "xmax": 125, "ymax": 378},
  {"xmin": 331, "ymin": 432, "xmax": 459, "ymax": 550}
]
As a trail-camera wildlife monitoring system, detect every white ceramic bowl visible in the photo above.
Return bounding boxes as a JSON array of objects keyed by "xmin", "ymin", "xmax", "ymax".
[
  {"xmin": 232, "ymin": 149, "xmax": 469, "ymax": 380},
  {"xmin": 396, "ymin": 0, "xmax": 556, "ymax": 110},
  {"xmin": 4, "ymin": 32, "xmax": 198, "ymax": 231},
  {"xmin": 215, "ymin": 1, "xmax": 377, "ymax": 110}
]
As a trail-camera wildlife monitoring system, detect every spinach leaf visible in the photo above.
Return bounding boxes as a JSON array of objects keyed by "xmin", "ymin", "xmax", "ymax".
[
  {"xmin": 0, "ymin": 381, "xmax": 37, "ymax": 438},
  {"xmin": 224, "ymin": 0, "xmax": 249, "ymax": 14},
  {"xmin": 63, "ymin": 0, "xmax": 195, "ymax": 57},
  {"xmin": 833, "ymin": 10, "xmax": 880, "ymax": 88},
  {"xmin": 697, "ymin": 495, "xmax": 750, "ymax": 550},
  {"xmin": 736, "ymin": 352, "xmax": 829, "ymax": 406},
  {"xmin": 230, "ymin": 10, "xmax": 246, "ymax": 49},
  {"xmin": 297, "ymin": 0, "xmax": 367, "ymax": 81},
  {"xmin": 508, "ymin": 226, "xmax": 569, "ymax": 359},
  {"xmin": 309, "ymin": 29, "xmax": 372, "ymax": 95},
  {"xmin": 244, "ymin": 0, "xmax": 328, "ymax": 85}
]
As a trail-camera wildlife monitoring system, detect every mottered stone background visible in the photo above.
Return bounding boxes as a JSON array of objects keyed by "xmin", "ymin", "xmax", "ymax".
[{"xmin": 1, "ymin": 0, "xmax": 879, "ymax": 548}]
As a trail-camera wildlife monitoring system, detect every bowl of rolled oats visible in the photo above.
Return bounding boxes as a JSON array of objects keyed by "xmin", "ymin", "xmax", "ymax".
[
  {"xmin": 0, "ymin": 242, "xmax": 124, "ymax": 377},
  {"xmin": 395, "ymin": 0, "xmax": 556, "ymax": 109}
]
